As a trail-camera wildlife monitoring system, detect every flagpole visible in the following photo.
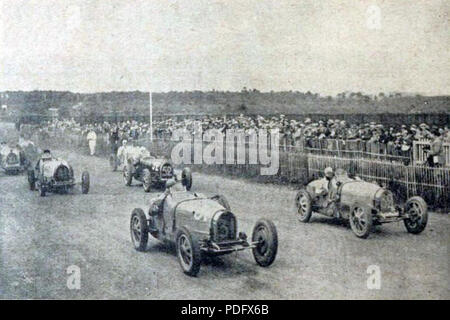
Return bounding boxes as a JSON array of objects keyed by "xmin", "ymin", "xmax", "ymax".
[{"xmin": 149, "ymin": 91, "xmax": 153, "ymax": 142}]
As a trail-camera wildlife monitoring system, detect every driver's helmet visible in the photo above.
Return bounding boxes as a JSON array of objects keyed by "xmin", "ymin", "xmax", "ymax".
[
  {"xmin": 41, "ymin": 150, "xmax": 52, "ymax": 160},
  {"xmin": 324, "ymin": 167, "xmax": 334, "ymax": 179},
  {"xmin": 122, "ymin": 139, "xmax": 128, "ymax": 146}
]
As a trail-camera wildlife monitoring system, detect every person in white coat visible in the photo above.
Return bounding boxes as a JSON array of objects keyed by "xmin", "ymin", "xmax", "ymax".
[{"xmin": 86, "ymin": 129, "xmax": 97, "ymax": 156}]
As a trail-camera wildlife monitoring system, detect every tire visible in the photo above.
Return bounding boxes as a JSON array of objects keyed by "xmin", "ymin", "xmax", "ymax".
[
  {"xmin": 176, "ymin": 227, "xmax": 201, "ymax": 276},
  {"xmin": 38, "ymin": 183, "xmax": 46, "ymax": 197},
  {"xmin": 130, "ymin": 208, "xmax": 149, "ymax": 251},
  {"xmin": 81, "ymin": 171, "xmax": 90, "ymax": 194},
  {"xmin": 349, "ymin": 205, "xmax": 372, "ymax": 239},
  {"xmin": 211, "ymin": 194, "xmax": 231, "ymax": 211},
  {"xmin": 295, "ymin": 189, "xmax": 313, "ymax": 222},
  {"xmin": 181, "ymin": 167, "xmax": 192, "ymax": 191},
  {"xmin": 123, "ymin": 164, "xmax": 133, "ymax": 186},
  {"xmin": 404, "ymin": 196, "xmax": 428, "ymax": 234},
  {"xmin": 142, "ymin": 168, "xmax": 152, "ymax": 193},
  {"xmin": 27, "ymin": 169, "xmax": 35, "ymax": 191},
  {"xmin": 109, "ymin": 155, "xmax": 117, "ymax": 172},
  {"xmin": 251, "ymin": 219, "xmax": 278, "ymax": 267}
]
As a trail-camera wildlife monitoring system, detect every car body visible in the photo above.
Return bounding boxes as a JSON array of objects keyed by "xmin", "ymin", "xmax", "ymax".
[
  {"xmin": 112, "ymin": 145, "xmax": 191, "ymax": 192},
  {"xmin": 295, "ymin": 168, "xmax": 428, "ymax": 238},
  {"xmin": 0, "ymin": 145, "xmax": 26, "ymax": 174},
  {"xmin": 27, "ymin": 153, "xmax": 90, "ymax": 197},
  {"xmin": 130, "ymin": 180, "xmax": 278, "ymax": 276}
]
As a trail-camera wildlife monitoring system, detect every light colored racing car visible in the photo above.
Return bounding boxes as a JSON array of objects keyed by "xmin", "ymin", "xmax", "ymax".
[
  {"xmin": 27, "ymin": 150, "xmax": 90, "ymax": 197},
  {"xmin": 130, "ymin": 179, "xmax": 278, "ymax": 276},
  {"xmin": 0, "ymin": 144, "xmax": 26, "ymax": 174},
  {"xmin": 295, "ymin": 167, "xmax": 428, "ymax": 238}
]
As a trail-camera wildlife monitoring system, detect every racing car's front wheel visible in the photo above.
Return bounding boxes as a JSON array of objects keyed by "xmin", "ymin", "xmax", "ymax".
[
  {"xmin": 176, "ymin": 227, "xmax": 201, "ymax": 277},
  {"xmin": 81, "ymin": 171, "xmax": 90, "ymax": 194},
  {"xmin": 295, "ymin": 189, "xmax": 313, "ymax": 222},
  {"xmin": 123, "ymin": 165, "xmax": 133, "ymax": 186},
  {"xmin": 130, "ymin": 208, "xmax": 148, "ymax": 252},
  {"xmin": 349, "ymin": 205, "xmax": 372, "ymax": 239},
  {"xmin": 252, "ymin": 219, "xmax": 278, "ymax": 267},
  {"xmin": 404, "ymin": 196, "xmax": 428, "ymax": 234},
  {"xmin": 142, "ymin": 169, "xmax": 152, "ymax": 193},
  {"xmin": 181, "ymin": 168, "xmax": 192, "ymax": 191}
]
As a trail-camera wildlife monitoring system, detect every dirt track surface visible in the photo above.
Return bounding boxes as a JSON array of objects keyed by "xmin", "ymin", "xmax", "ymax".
[{"xmin": 0, "ymin": 123, "xmax": 449, "ymax": 299}]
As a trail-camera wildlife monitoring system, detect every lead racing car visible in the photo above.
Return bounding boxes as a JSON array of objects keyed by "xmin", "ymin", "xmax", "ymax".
[
  {"xmin": 27, "ymin": 150, "xmax": 90, "ymax": 197},
  {"xmin": 130, "ymin": 179, "xmax": 278, "ymax": 276},
  {"xmin": 295, "ymin": 167, "xmax": 428, "ymax": 238},
  {"xmin": 111, "ymin": 144, "xmax": 191, "ymax": 192}
]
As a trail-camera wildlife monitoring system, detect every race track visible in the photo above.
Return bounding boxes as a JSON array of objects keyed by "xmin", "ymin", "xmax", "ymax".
[{"xmin": 0, "ymin": 123, "xmax": 449, "ymax": 299}]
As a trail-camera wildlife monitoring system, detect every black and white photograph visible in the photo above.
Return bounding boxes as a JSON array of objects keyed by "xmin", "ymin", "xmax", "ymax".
[{"xmin": 0, "ymin": 0, "xmax": 449, "ymax": 303}]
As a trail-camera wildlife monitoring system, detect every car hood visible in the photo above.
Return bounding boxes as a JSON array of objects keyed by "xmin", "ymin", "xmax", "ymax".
[
  {"xmin": 340, "ymin": 180, "xmax": 382, "ymax": 206},
  {"xmin": 140, "ymin": 157, "xmax": 169, "ymax": 169},
  {"xmin": 173, "ymin": 195, "xmax": 225, "ymax": 221},
  {"xmin": 42, "ymin": 159, "xmax": 70, "ymax": 177}
]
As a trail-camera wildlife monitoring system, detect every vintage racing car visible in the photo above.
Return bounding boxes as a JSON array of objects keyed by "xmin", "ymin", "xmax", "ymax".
[
  {"xmin": 130, "ymin": 179, "xmax": 278, "ymax": 276},
  {"xmin": 27, "ymin": 150, "xmax": 90, "ymax": 197},
  {"xmin": 0, "ymin": 143, "xmax": 27, "ymax": 174},
  {"xmin": 295, "ymin": 167, "xmax": 428, "ymax": 238},
  {"xmin": 114, "ymin": 145, "xmax": 192, "ymax": 192}
]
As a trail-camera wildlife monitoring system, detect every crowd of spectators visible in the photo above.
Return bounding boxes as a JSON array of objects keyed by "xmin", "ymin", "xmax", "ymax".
[{"xmin": 21, "ymin": 114, "xmax": 449, "ymax": 166}]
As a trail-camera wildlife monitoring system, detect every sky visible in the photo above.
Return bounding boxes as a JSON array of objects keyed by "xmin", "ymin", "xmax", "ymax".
[{"xmin": 0, "ymin": 0, "xmax": 449, "ymax": 95}]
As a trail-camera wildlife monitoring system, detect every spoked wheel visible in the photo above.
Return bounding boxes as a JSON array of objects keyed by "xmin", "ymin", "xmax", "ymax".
[
  {"xmin": 251, "ymin": 219, "xmax": 278, "ymax": 267},
  {"xmin": 142, "ymin": 168, "xmax": 152, "ymax": 193},
  {"xmin": 123, "ymin": 165, "xmax": 133, "ymax": 186},
  {"xmin": 295, "ymin": 189, "xmax": 312, "ymax": 222},
  {"xmin": 404, "ymin": 196, "xmax": 428, "ymax": 234},
  {"xmin": 349, "ymin": 206, "xmax": 372, "ymax": 238},
  {"xmin": 130, "ymin": 208, "xmax": 148, "ymax": 251},
  {"xmin": 176, "ymin": 227, "xmax": 201, "ymax": 276}
]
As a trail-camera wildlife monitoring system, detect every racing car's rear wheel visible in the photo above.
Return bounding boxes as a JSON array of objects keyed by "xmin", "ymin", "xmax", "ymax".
[
  {"xmin": 349, "ymin": 205, "xmax": 372, "ymax": 239},
  {"xmin": 295, "ymin": 189, "xmax": 313, "ymax": 222},
  {"xmin": 181, "ymin": 168, "xmax": 192, "ymax": 191},
  {"xmin": 130, "ymin": 208, "xmax": 148, "ymax": 252},
  {"xmin": 81, "ymin": 171, "xmax": 90, "ymax": 194},
  {"xmin": 252, "ymin": 219, "xmax": 278, "ymax": 267},
  {"xmin": 123, "ymin": 165, "xmax": 133, "ymax": 186},
  {"xmin": 142, "ymin": 169, "xmax": 152, "ymax": 193},
  {"xmin": 109, "ymin": 155, "xmax": 117, "ymax": 172},
  {"xmin": 176, "ymin": 227, "xmax": 201, "ymax": 277},
  {"xmin": 404, "ymin": 196, "xmax": 428, "ymax": 234},
  {"xmin": 27, "ymin": 169, "xmax": 35, "ymax": 191}
]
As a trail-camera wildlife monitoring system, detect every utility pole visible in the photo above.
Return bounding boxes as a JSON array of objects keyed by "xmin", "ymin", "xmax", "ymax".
[{"xmin": 149, "ymin": 91, "xmax": 153, "ymax": 142}]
